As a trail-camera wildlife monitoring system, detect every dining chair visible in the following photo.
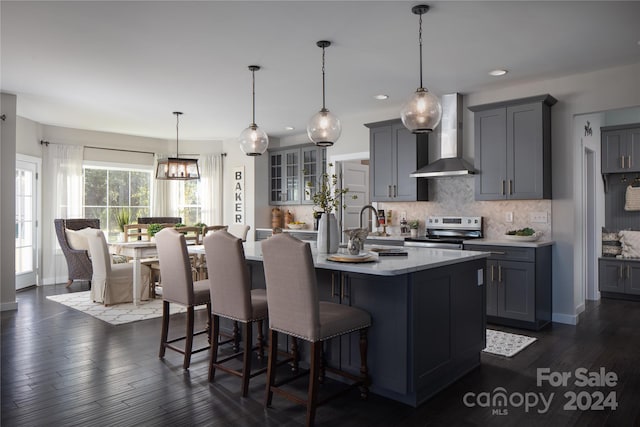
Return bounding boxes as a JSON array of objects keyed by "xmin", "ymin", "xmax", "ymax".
[
  {"xmin": 203, "ymin": 230, "xmax": 268, "ymax": 396},
  {"xmin": 54, "ymin": 218, "xmax": 100, "ymax": 287},
  {"xmin": 261, "ymin": 233, "xmax": 371, "ymax": 426},
  {"xmin": 83, "ymin": 228, "xmax": 151, "ymax": 305},
  {"xmin": 155, "ymin": 227, "xmax": 212, "ymax": 369},
  {"xmin": 227, "ymin": 224, "xmax": 251, "ymax": 242},
  {"xmin": 202, "ymin": 225, "xmax": 228, "ymax": 237}
]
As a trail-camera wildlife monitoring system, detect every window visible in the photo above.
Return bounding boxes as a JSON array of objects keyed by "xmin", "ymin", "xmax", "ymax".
[
  {"xmin": 176, "ymin": 180, "xmax": 201, "ymax": 225},
  {"xmin": 83, "ymin": 165, "xmax": 151, "ymax": 241}
]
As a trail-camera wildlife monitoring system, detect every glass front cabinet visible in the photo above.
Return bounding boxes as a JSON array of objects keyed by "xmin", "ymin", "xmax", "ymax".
[{"xmin": 269, "ymin": 144, "xmax": 326, "ymax": 205}]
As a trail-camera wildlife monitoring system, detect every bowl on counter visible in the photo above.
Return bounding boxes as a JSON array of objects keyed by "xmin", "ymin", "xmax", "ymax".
[
  {"xmin": 503, "ymin": 233, "xmax": 541, "ymax": 242},
  {"xmin": 287, "ymin": 223, "xmax": 305, "ymax": 230}
]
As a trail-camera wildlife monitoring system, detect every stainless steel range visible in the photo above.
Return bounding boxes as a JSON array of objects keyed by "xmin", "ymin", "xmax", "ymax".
[{"xmin": 404, "ymin": 216, "xmax": 483, "ymax": 249}]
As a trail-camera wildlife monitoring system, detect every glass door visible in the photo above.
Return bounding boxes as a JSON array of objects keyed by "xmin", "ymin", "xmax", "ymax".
[{"xmin": 16, "ymin": 159, "xmax": 38, "ymax": 289}]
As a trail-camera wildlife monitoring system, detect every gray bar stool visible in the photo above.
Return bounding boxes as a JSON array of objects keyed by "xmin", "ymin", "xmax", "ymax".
[
  {"xmin": 261, "ymin": 233, "xmax": 371, "ymax": 426},
  {"xmin": 203, "ymin": 230, "xmax": 268, "ymax": 397},
  {"xmin": 155, "ymin": 227, "xmax": 211, "ymax": 369}
]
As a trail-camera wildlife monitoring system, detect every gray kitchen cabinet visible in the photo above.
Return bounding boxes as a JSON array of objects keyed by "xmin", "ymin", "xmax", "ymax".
[
  {"xmin": 269, "ymin": 144, "xmax": 325, "ymax": 205},
  {"xmin": 465, "ymin": 243, "xmax": 551, "ymax": 330},
  {"xmin": 599, "ymin": 258, "xmax": 640, "ymax": 297},
  {"xmin": 469, "ymin": 94, "xmax": 556, "ymax": 200},
  {"xmin": 366, "ymin": 119, "xmax": 429, "ymax": 202},
  {"xmin": 601, "ymin": 123, "xmax": 640, "ymax": 174}
]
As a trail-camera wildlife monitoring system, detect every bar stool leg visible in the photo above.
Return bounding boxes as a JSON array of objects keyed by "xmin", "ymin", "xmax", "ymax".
[
  {"xmin": 306, "ymin": 341, "xmax": 322, "ymax": 427},
  {"xmin": 241, "ymin": 322, "xmax": 253, "ymax": 397},
  {"xmin": 256, "ymin": 319, "xmax": 265, "ymax": 360},
  {"xmin": 359, "ymin": 328, "xmax": 370, "ymax": 399},
  {"xmin": 159, "ymin": 301, "xmax": 170, "ymax": 358},
  {"xmin": 183, "ymin": 306, "xmax": 195, "ymax": 369},
  {"xmin": 265, "ymin": 329, "xmax": 278, "ymax": 407},
  {"xmin": 208, "ymin": 314, "xmax": 220, "ymax": 382}
]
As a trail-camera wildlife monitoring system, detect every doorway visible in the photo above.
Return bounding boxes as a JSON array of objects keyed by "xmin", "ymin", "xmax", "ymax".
[
  {"xmin": 16, "ymin": 156, "xmax": 40, "ymax": 289},
  {"xmin": 583, "ymin": 147, "xmax": 598, "ymax": 301}
]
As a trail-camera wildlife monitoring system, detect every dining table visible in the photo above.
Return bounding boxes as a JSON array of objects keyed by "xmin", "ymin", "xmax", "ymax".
[{"xmin": 109, "ymin": 241, "xmax": 203, "ymax": 306}]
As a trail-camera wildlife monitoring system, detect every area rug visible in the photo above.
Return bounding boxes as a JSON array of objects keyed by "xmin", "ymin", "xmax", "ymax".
[
  {"xmin": 46, "ymin": 291, "xmax": 202, "ymax": 325},
  {"xmin": 482, "ymin": 329, "xmax": 537, "ymax": 357}
]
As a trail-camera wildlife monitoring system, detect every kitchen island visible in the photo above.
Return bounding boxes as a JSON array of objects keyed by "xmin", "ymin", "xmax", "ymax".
[{"xmin": 239, "ymin": 242, "xmax": 490, "ymax": 407}]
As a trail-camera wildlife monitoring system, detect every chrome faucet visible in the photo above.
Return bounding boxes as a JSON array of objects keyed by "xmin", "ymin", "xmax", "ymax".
[{"xmin": 359, "ymin": 205, "xmax": 380, "ymax": 231}]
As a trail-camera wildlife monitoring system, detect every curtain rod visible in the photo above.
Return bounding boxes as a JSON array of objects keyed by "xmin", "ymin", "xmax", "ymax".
[{"xmin": 39, "ymin": 140, "xmax": 227, "ymax": 157}]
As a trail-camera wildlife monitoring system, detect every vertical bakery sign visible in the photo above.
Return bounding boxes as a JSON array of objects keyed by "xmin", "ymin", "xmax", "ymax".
[{"xmin": 233, "ymin": 166, "xmax": 245, "ymax": 224}]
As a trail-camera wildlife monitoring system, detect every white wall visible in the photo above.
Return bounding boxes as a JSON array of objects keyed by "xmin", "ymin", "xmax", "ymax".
[{"xmin": 1, "ymin": 93, "xmax": 18, "ymax": 311}]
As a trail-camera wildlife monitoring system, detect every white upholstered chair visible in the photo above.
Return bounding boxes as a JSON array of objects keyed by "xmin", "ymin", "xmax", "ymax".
[
  {"xmin": 227, "ymin": 224, "xmax": 250, "ymax": 242},
  {"xmin": 261, "ymin": 233, "xmax": 371, "ymax": 426},
  {"xmin": 155, "ymin": 227, "xmax": 211, "ymax": 369},
  {"xmin": 83, "ymin": 228, "xmax": 151, "ymax": 306},
  {"xmin": 203, "ymin": 230, "xmax": 268, "ymax": 396}
]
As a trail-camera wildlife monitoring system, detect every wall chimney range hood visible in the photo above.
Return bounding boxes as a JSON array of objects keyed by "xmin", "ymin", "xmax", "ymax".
[{"xmin": 410, "ymin": 93, "xmax": 475, "ymax": 178}]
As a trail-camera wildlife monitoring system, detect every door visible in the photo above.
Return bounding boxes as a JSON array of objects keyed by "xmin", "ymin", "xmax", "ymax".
[
  {"xmin": 370, "ymin": 125, "xmax": 394, "ymax": 201},
  {"xmin": 629, "ymin": 128, "xmax": 640, "ymax": 171},
  {"xmin": 624, "ymin": 263, "xmax": 640, "ymax": 295},
  {"xmin": 340, "ymin": 161, "xmax": 369, "ymax": 237},
  {"xmin": 598, "ymin": 259, "xmax": 624, "ymax": 293},
  {"xmin": 474, "ymin": 107, "xmax": 507, "ymax": 200},
  {"xmin": 601, "ymin": 130, "xmax": 626, "ymax": 173},
  {"xmin": 508, "ymin": 102, "xmax": 544, "ymax": 199},
  {"xmin": 16, "ymin": 159, "xmax": 38, "ymax": 289},
  {"xmin": 393, "ymin": 123, "xmax": 417, "ymax": 201},
  {"xmin": 497, "ymin": 260, "xmax": 535, "ymax": 322}
]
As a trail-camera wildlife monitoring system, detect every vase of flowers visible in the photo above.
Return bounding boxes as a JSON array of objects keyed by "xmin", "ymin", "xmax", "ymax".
[{"xmin": 306, "ymin": 164, "xmax": 354, "ymax": 254}]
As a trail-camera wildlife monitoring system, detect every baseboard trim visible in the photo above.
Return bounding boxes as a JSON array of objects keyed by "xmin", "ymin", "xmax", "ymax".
[
  {"xmin": 552, "ymin": 312, "xmax": 579, "ymax": 325},
  {"xmin": 1, "ymin": 301, "xmax": 18, "ymax": 312}
]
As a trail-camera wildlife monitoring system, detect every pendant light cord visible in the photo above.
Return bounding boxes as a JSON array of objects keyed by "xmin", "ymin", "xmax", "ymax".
[
  {"xmin": 251, "ymin": 68, "xmax": 256, "ymax": 125},
  {"xmin": 321, "ymin": 45, "xmax": 326, "ymax": 110},
  {"xmin": 418, "ymin": 12, "xmax": 423, "ymax": 89},
  {"xmin": 175, "ymin": 112, "xmax": 180, "ymax": 157}
]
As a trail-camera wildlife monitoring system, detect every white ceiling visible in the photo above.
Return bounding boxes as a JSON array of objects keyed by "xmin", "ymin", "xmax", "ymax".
[{"xmin": 2, "ymin": 1, "xmax": 639, "ymax": 141}]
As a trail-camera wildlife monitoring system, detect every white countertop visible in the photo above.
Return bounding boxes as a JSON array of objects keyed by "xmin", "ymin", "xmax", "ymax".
[
  {"xmin": 256, "ymin": 227, "xmax": 317, "ymax": 233},
  {"xmin": 192, "ymin": 242, "xmax": 489, "ymax": 276},
  {"xmin": 463, "ymin": 238, "xmax": 554, "ymax": 248},
  {"xmin": 365, "ymin": 234, "xmax": 406, "ymax": 241}
]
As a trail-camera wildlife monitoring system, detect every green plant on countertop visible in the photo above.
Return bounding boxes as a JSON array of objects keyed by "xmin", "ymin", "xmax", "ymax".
[
  {"xmin": 174, "ymin": 222, "xmax": 186, "ymax": 228},
  {"xmin": 115, "ymin": 209, "xmax": 130, "ymax": 232},
  {"xmin": 147, "ymin": 223, "xmax": 164, "ymax": 237},
  {"xmin": 507, "ymin": 227, "xmax": 535, "ymax": 236},
  {"xmin": 409, "ymin": 220, "xmax": 420, "ymax": 229},
  {"xmin": 305, "ymin": 163, "xmax": 357, "ymax": 214}
]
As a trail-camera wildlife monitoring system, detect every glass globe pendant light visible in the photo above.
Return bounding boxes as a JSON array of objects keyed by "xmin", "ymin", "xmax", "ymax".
[
  {"xmin": 307, "ymin": 40, "xmax": 341, "ymax": 147},
  {"xmin": 400, "ymin": 4, "xmax": 442, "ymax": 134},
  {"xmin": 239, "ymin": 65, "xmax": 269, "ymax": 156}
]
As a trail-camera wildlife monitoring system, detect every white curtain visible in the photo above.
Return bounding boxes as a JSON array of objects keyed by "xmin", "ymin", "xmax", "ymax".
[
  {"xmin": 151, "ymin": 154, "xmax": 173, "ymax": 218},
  {"xmin": 42, "ymin": 143, "xmax": 84, "ymax": 284},
  {"xmin": 199, "ymin": 153, "xmax": 224, "ymax": 226}
]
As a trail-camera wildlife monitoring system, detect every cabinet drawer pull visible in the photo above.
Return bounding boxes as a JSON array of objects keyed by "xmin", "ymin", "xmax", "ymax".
[
  {"xmin": 498, "ymin": 265, "xmax": 503, "ymax": 283},
  {"xmin": 628, "ymin": 155, "xmax": 632, "ymax": 169},
  {"xmin": 388, "ymin": 185, "xmax": 392, "ymax": 198},
  {"xmin": 619, "ymin": 266, "xmax": 623, "ymax": 279},
  {"xmin": 500, "ymin": 179, "xmax": 505, "ymax": 195},
  {"xmin": 509, "ymin": 180, "xmax": 513, "ymax": 195},
  {"xmin": 621, "ymin": 156, "xmax": 625, "ymax": 169},
  {"xmin": 627, "ymin": 265, "xmax": 631, "ymax": 279},
  {"xmin": 393, "ymin": 185, "xmax": 397, "ymax": 198},
  {"xmin": 490, "ymin": 265, "xmax": 495, "ymax": 282}
]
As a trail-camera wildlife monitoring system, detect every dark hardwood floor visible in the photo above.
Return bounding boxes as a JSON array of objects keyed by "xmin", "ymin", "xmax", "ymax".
[{"xmin": 2, "ymin": 284, "xmax": 640, "ymax": 426}]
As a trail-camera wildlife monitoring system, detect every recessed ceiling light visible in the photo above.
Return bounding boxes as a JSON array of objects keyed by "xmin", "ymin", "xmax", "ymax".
[
  {"xmin": 489, "ymin": 69, "xmax": 508, "ymax": 77},
  {"xmin": 374, "ymin": 94, "xmax": 389, "ymax": 100},
  {"xmin": 284, "ymin": 126, "xmax": 295, "ymax": 131}
]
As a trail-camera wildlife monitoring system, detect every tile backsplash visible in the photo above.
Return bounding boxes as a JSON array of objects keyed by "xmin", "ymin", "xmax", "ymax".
[
  {"xmin": 267, "ymin": 176, "xmax": 552, "ymax": 240},
  {"xmin": 377, "ymin": 176, "xmax": 552, "ymax": 239}
]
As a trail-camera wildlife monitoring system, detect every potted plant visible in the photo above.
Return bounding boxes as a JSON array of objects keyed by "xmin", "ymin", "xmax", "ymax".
[
  {"xmin": 194, "ymin": 222, "xmax": 207, "ymax": 234},
  {"xmin": 305, "ymin": 164, "xmax": 356, "ymax": 253},
  {"xmin": 147, "ymin": 223, "xmax": 164, "ymax": 240},
  {"xmin": 115, "ymin": 209, "xmax": 130, "ymax": 242},
  {"xmin": 409, "ymin": 220, "xmax": 420, "ymax": 238}
]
